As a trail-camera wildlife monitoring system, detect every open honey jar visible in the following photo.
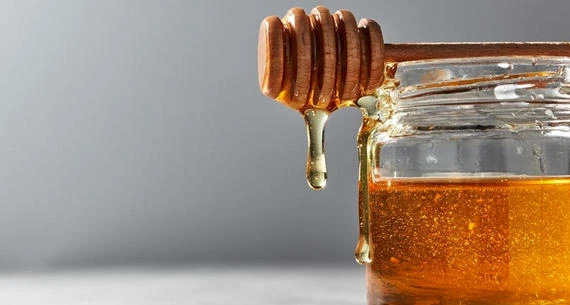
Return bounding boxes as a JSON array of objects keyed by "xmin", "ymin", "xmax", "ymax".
[{"xmin": 258, "ymin": 6, "xmax": 570, "ymax": 304}]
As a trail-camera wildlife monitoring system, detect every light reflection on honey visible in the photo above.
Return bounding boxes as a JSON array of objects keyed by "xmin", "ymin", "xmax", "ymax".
[{"xmin": 366, "ymin": 177, "xmax": 570, "ymax": 305}]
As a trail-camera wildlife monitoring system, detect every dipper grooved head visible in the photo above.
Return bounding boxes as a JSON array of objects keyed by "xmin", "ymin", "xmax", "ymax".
[{"xmin": 258, "ymin": 6, "xmax": 385, "ymax": 112}]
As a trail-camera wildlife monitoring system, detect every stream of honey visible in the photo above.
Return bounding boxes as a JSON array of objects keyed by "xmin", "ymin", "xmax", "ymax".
[{"xmin": 366, "ymin": 176, "xmax": 570, "ymax": 305}]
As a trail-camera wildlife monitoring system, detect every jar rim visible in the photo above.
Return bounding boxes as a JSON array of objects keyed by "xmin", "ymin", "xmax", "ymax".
[
  {"xmin": 391, "ymin": 56, "xmax": 570, "ymax": 93},
  {"xmin": 375, "ymin": 56, "xmax": 570, "ymax": 137}
]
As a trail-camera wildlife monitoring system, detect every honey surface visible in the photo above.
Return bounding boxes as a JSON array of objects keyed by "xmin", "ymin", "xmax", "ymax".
[{"xmin": 366, "ymin": 176, "xmax": 570, "ymax": 305}]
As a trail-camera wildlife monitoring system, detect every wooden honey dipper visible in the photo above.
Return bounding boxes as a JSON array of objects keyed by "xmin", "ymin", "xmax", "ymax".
[{"xmin": 258, "ymin": 6, "xmax": 570, "ymax": 189}]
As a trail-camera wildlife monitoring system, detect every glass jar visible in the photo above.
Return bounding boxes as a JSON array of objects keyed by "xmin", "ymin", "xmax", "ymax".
[{"xmin": 359, "ymin": 56, "xmax": 570, "ymax": 304}]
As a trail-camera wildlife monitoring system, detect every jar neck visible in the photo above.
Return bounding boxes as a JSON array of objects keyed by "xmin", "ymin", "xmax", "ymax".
[{"xmin": 374, "ymin": 57, "xmax": 570, "ymax": 137}]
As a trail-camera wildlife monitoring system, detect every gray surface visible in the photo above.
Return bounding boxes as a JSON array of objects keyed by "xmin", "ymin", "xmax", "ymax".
[
  {"xmin": 0, "ymin": 0, "xmax": 570, "ymax": 268},
  {"xmin": 0, "ymin": 266, "xmax": 365, "ymax": 305}
]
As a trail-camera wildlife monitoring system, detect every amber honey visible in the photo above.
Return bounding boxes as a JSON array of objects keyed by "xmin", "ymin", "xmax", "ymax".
[{"xmin": 366, "ymin": 176, "xmax": 570, "ymax": 305}]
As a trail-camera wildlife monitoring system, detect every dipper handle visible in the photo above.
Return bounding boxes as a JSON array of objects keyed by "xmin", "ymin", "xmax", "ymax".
[{"xmin": 258, "ymin": 7, "xmax": 570, "ymax": 112}]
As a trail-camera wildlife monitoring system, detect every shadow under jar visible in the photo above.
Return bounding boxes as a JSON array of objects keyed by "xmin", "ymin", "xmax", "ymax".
[{"xmin": 362, "ymin": 57, "xmax": 570, "ymax": 305}]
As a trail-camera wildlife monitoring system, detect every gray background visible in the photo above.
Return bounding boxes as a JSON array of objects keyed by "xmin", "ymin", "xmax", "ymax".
[{"xmin": 0, "ymin": 0, "xmax": 569, "ymax": 269}]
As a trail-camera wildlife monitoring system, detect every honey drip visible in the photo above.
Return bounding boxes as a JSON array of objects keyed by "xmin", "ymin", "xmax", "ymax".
[
  {"xmin": 303, "ymin": 109, "xmax": 329, "ymax": 190},
  {"xmin": 354, "ymin": 96, "xmax": 382, "ymax": 264},
  {"xmin": 300, "ymin": 95, "xmax": 380, "ymax": 191},
  {"xmin": 300, "ymin": 94, "xmax": 382, "ymax": 262}
]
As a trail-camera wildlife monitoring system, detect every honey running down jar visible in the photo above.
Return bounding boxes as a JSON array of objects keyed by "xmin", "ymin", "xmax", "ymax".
[{"xmin": 258, "ymin": 7, "xmax": 570, "ymax": 305}]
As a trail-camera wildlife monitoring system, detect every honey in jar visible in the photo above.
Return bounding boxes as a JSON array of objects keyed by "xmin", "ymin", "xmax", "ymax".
[{"xmin": 368, "ymin": 177, "xmax": 570, "ymax": 304}]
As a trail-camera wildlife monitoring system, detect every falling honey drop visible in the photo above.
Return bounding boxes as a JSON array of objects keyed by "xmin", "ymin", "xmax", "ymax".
[{"xmin": 303, "ymin": 109, "xmax": 329, "ymax": 190}]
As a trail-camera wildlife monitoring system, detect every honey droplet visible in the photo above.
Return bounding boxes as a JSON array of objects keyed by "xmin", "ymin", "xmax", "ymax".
[
  {"xmin": 355, "ymin": 235, "xmax": 371, "ymax": 264},
  {"xmin": 303, "ymin": 109, "xmax": 329, "ymax": 190}
]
